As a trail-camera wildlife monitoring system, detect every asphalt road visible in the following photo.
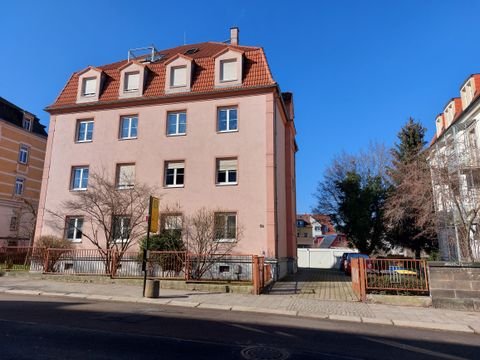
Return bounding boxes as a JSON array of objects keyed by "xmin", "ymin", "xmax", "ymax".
[{"xmin": 0, "ymin": 294, "xmax": 478, "ymax": 360}]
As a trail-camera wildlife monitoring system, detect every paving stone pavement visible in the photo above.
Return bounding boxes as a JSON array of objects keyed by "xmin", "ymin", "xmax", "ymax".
[
  {"xmin": 268, "ymin": 269, "xmax": 358, "ymax": 302},
  {"xmin": 1, "ymin": 274, "xmax": 480, "ymax": 334}
]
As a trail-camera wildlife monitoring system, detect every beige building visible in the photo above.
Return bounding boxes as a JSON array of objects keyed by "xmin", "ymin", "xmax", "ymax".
[
  {"xmin": 35, "ymin": 28, "xmax": 298, "ymax": 278},
  {"xmin": 0, "ymin": 97, "xmax": 47, "ymax": 246}
]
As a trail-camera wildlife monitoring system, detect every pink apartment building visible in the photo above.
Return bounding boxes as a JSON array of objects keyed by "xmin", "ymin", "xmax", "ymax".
[{"xmin": 35, "ymin": 28, "xmax": 297, "ymax": 278}]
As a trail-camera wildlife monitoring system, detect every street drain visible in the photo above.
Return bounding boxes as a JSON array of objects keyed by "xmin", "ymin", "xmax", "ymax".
[{"xmin": 241, "ymin": 346, "xmax": 289, "ymax": 360}]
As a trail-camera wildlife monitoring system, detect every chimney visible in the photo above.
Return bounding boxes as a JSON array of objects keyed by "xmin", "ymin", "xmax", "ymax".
[{"xmin": 230, "ymin": 27, "xmax": 239, "ymax": 45}]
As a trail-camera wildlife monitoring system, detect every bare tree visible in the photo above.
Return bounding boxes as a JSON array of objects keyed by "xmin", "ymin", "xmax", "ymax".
[
  {"xmin": 9, "ymin": 199, "xmax": 38, "ymax": 247},
  {"xmin": 49, "ymin": 172, "xmax": 158, "ymax": 274},
  {"xmin": 429, "ymin": 132, "xmax": 480, "ymax": 262},
  {"xmin": 183, "ymin": 208, "xmax": 242, "ymax": 279}
]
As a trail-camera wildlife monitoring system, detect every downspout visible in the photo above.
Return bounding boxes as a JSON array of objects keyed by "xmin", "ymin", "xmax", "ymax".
[{"xmin": 273, "ymin": 97, "xmax": 279, "ymax": 261}]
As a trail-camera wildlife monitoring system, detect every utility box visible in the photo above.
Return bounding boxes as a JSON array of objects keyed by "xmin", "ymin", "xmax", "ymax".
[{"xmin": 145, "ymin": 279, "xmax": 160, "ymax": 298}]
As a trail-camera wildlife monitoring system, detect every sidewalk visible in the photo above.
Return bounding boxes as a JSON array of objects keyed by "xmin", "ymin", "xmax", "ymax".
[{"xmin": 1, "ymin": 274, "xmax": 479, "ymax": 335}]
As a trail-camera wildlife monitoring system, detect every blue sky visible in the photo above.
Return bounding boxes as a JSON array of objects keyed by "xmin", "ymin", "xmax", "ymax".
[{"xmin": 2, "ymin": 1, "xmax": 479, "ymax": 213}]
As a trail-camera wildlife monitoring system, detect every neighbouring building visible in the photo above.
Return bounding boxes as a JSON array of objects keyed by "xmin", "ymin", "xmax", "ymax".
[
  {"xmin": 0, "ymin": 97, "xmax": 47, "ymax": 246},
  {"xmin": 296, "ymin": 214, "xmax": 348, "ymax": 249},
  {"xmin": 428, "ymin": 73, "xmax": 480, "ymax": 262},
  {"xmin": 35, "ymin": 28, "xmax": 297, "ymax": 279}
]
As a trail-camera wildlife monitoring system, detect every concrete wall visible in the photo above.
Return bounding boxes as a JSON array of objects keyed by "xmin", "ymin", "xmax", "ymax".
[{"xmin": 429, "ymin": 262, "xmax": 480, "ymax": 312}]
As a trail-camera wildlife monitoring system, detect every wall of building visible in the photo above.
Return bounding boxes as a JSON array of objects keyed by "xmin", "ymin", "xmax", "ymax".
[
  {"xmin": 37, "ymin": 94, "xmax": 274, "ymax": 255},
  {"xmin": 0, "ymin": 120, "xmax": 46, "ymax": 241}
]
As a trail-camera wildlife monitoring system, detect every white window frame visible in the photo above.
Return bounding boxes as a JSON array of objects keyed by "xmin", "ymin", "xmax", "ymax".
[
  {"xmin": 216, "ymin": 158, "xmax": 237, "ymax": 185},
  {"xmin": 65, "ymin": 216, "xmax": 83, "ymax": 242},
  {"xmin": 164, "ymin": 161, "xmax": 185, "ymax": 187},
  {"xmin": 14, "ymin": 178, "xmax": 24, "ymax": 195},
  {"xmin": 76, "ymin": 120, "xmax": 94, "ymax": 142},
  {"xmin": 161, "ymin": 214, "xmax": 183, "ymax": 231},
  {"xmin": 217, "ymin": 107, "xmax": 238, "ymax": 132},
  {"xmin": 124, "ymin": 71, "xmax": 140, "ymax": 92},
  {"xmin": 18, "ymin": 145, "xmax": 29, "ymax": 164},
  {"xmin": 120, "ymin": 116, "xmax": 138, "ymax": 139},
  {"xmin": 167, "ymin": 112, "xmax": 187, "ymax": 136},
  {"xmin": 220, "ymin": 59, "xmax": 237, "ymax": 82},
  {"xmin": 214, "ymin": 212, "xmax": 237, "ymax": 242},
  {"xmin": 170, "ymin": 66, "xmax": 187, "ymax": 87},
  {"xmin": 82, "ymin": 77, "xmax": 97, "ymax": 97},
  {"xmin": 113, "ymin": 216, "xmax": 131, "ymax": 243},
  {"xmin": 116, "ymin": 163, "xmax": 135, "ymax": 189},
  {"xmin": 22, "ymin": 118, "xmax": 32, "ymax": 131},
  {"xmin": 10, "ymin": 216, "xmax": 18, "ymax": 231},
  {"xmin": 71, "ymin": 167, "xmax": 89, "ymax": 191}
]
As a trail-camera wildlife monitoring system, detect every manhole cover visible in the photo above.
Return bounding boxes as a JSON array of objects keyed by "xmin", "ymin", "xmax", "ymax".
[{"xmin": 241, "ymin": 346, "xmax": 289, "ymax": 360}]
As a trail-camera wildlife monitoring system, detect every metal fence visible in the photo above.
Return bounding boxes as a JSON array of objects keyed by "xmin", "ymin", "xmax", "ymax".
[
  {"xmin": 1, "ymin": 247, "xmax": 261, "ymax": 284},
  {"xmin": 365, "ymin": 258, "xmax": 429, "ymax": 293}
]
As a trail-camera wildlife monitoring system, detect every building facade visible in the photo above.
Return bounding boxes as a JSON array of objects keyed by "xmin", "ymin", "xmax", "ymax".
[
  {"xmin": 35, "ymin": 28, "xmax": 297, "ymax": 278},
  {"xmin": 428, "ymin": 74, "xmax": 480, "ymax": 262},
  {"xmin": 0, "ymin": 97, "xmax": 47, "ymax": 246},
  {"xmin": 295, "ymin": 214, "xmax": 346, "ymax": 248}
]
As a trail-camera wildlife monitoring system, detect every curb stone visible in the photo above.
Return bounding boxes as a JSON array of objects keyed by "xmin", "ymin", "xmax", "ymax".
[
  {"xmin": 328, "ymin": 315, "xmax": 362, "ymax": 323},
  {"xmin": 392, "ymin": 320, "xmax": 475, "ymax": 333},
  {"xmin": 5, "ymin": 289, "xmax": 41, "ymax": 296},
  {"xmin": 361, "ymin": 317, "xmax": 393, "ymax": 325},
  {"xmin": 169, "ymin": 300, "xmax": 200, "ymax": 308},
  {"xmin": 198, "ymin": 303, "xmax": 232, "ymax": 311}
]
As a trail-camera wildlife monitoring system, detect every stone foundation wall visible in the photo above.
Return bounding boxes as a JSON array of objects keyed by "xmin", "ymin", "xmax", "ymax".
[{"xmin": 428, "ymin": 262, "xmax": 480, "ymax": 312}]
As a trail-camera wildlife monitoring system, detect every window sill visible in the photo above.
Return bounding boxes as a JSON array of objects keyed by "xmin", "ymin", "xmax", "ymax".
[
  {"xmin": 217, "ymin": 129, "xmax": 238, "ymax": 134},
  {"xmin": 119, "ymin": 137, "xmax": 138, "ymax": 141},
  {"xmin": 164, "ymin": 185, "xmax": 185, "ymax": 189},
  {"xmin": 76, "ymin": 140, "xmax": 93, "ymax": 144},
  {"xmin": 167, "ymin": 133, "xmax": 187, "ymax": 137},
  {"xmin": 216, "ymin": 182, "xmax": 238, "ymax": 187},
  {"xmin": 116, "ymin": 186, "xmax": 135, "ymax": 190},
  {"xmin": 215, "ymin": 238, "xmax": 237, "ymax": 243},
  {"xmin": 68, "ymin": 239, "xmax": 82, "ymax": 243},
  {"xmin": 70, "ymin": 188, "xmax": 87, "ymax": 192}
]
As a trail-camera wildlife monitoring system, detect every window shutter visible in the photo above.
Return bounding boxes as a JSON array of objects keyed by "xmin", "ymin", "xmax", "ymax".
[
  {"xmin": 167, "ymin": 162, "xmax": 184, "ymax": 170},
  {"xmin": 219, "ymin": 159, "xmax": 237, "ymax": 171},
  {"xmin": 221, "ymin": 60, "xmax": 237, "ymax": 81},
  {"xmin": 84, "ymin": 78, "xmax": 97, "ymax": 95},
  {"xmin": 171, "ymin": 66, "xmax": 187, "ymax": 87},
  {"xmin": 125, "ymin": 72, "xmax": 140, "ymax": 91},
  {"xmin": 118, "ymin": 164, "xmax": 135, "ymax": 187}
]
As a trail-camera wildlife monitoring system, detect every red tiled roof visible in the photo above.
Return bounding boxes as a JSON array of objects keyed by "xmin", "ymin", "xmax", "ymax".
[{"xmin": 49, "ymin": 42, "xmax": 275, "ymax": 110}]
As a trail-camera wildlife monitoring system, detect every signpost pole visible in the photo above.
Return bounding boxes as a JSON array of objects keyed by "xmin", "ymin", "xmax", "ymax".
[{"xmin": 142, "ymin": 197, "xmax": 152, "ymax": 297}]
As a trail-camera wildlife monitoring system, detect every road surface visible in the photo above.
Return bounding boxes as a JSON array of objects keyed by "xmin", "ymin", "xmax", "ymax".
[{"xmin": 0, "ymin": 293, "xmax": 478, "ymax": 359}]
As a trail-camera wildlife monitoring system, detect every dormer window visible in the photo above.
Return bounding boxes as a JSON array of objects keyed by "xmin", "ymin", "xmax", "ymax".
[
  {"xmin": 76, "ymin": 67, "xmax": 103, "ymax": 103},
  {"xmin": 22, "ymin": 118, "xmax": 32, "ymax": 131},
  {"xmin": 119, "ymin": 62, "xmax": 146, "ymax": 99},
  {"xmin": 220, "ymin": 59, "xmax": 237, "ymax": 82},
  {"xmin": 82, "ymin": 77, "xmax": 97, "ymax": 96},
  {"xmin": 461, "ymin": 80, "xmax": 475, "ymax": 109},
  {"xmin": 171, "ymin": 66, "xmax": 187, "ymax": 87},
  {"xmin": 124, "ymin": 72, "xmax": 140, "ymax": 92},
  {"xmin": 214, "ymin": 48, "xmax": 243, "ymax": 88},
  {"xmin": 164, "ymin": 55, "xmax": 193, "ymax": 94}
]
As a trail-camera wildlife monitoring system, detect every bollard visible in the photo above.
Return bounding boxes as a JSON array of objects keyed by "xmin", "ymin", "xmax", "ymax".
[{"xmin": 145, "ymin": 279, "xmax": 160, "ymax": 298}]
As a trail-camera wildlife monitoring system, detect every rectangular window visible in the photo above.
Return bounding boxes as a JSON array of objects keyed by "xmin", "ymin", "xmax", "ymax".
[
  {"xmin": 66, "ymin": 217, "xmax": 83, "ymax": 241},
  {"xmin": 116, "ymin": 164, "xmax": 135, "ymax": 189},
  {"xmin": 10, "ymin": 216, "xmax": 18, "ymax": 231},
  {"xmin": 113, "ymin": 216, "xmax": 131, "ymax": 242},
  {"xmin": 14, "ymin": 178, "xmax": 24, "ymax": 195},
  {"xmin": 161, "ymin": 214, "xmax": 183, "ymax": 231},
  {"xmin": 171, "ymin": 66, "xmax": 187, "ymax": 87},
  {"xmin": 120, "ymin": 116, "xmax": 138, "ymax": 139},
  {"xmin": 214, "ymin": 213, "xmax": 237, "ymax": 241},
  {"xmin": 165, "ymin": 161, "xmax": 185, "ymax": 187},
  {"xmin": 76, "ymin": 120, "xmax": 94, "ymax": 142},
  {"xmin": 22, "ymin": 118, "xmax": 32, "ymax": 131},
  {"xmin": 71, "ymin": 167, "xmax": 89, "ymax": 190},
  {"xmin": 18, "ymin": 145, "xmax": 29, "ymax": 164},
  {"xmin": 216, "ymin": 158, "xmax": 237, "ymax": 185},
  {"xmin": 82, "ymin": 77, "xmax": 97, "ymax": 96},
  {"xmin": 167, "ymin": 112, "xmax": 187, "ymax": 136},
  {"xmin": 220, "ymin": 59, "xmax": 237, "ymax": 82},
  {"xmin": 218, "ymin": 107, "xmax": 238, "ymax": 132},
  {"xmin": 124, "ymin": 72, "xmax": 140, "ymax": 92}
]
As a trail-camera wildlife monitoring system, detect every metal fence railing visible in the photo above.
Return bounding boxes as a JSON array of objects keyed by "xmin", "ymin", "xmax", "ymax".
[
  {"xmin": 365, "ymin": 259, "xmax": 429, "ymax": 293},
  {"xmin": 1, "ymin": 247, "xmax": 265, "ymax": 286}
]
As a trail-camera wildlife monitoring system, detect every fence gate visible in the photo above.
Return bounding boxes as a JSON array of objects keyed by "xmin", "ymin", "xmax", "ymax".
[{"xmin": 350, "ymin": 258, "xmax": 366, "ymax": 301}]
